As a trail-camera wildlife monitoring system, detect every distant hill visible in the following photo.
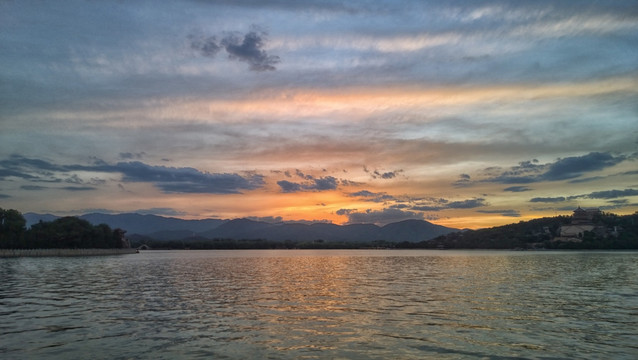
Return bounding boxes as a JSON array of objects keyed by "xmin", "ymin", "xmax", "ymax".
[
  {"xmin": 25, "ymin": 212, "xmax": 226, "ymax": 235},
  {"xmin": 200, "ymin": 218, "xmax": 456, "ymax": 243},
  {"xmin": 23, "ymin": 212, "xmax": 458, "ymax": 243}
]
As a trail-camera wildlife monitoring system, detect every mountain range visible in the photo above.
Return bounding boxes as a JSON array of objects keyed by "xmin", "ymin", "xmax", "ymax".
[{"xmin": 24, "ymin": 213, "xmax": 458, "ymax": 243}]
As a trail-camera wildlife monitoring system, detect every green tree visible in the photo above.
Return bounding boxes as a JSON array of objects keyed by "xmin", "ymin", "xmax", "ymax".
[{"xmin": 0, "ymin": 208, "xmax": 26, "ymax": 248}]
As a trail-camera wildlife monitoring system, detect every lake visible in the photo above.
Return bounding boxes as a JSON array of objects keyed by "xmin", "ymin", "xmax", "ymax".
[{"xmin": 1, "ymin": 250, "xmax": 637, "ymax": 359}]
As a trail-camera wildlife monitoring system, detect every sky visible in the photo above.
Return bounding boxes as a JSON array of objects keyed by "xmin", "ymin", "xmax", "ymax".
[{"xmin": 1, "ymin": 0, "xmax": 637, "ymax": 229}]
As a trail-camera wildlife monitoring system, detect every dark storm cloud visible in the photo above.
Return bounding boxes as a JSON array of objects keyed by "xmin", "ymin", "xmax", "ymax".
[{"xmin": 190, "ymin": 28, "xmax": 280, "ymax": 71}]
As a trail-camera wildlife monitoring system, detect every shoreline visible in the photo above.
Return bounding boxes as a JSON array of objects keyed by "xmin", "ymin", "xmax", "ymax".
[{"xmin": 0, "ymin": 248, "xmax": 138, "ymax": 257}]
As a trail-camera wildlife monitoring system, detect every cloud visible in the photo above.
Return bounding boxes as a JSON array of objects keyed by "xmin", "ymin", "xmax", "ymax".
[
  {"xmin": 246, "ymin": 215, "xmax": 283, "ymax": 223},
  {"xmin": 476, "ymin": 209, "xmax": 521, "ymax": 217},
  {"xmin": 313, "ymin": 176, "xmax": 338, "ymax": 190},
  {"xmin": 541, "ymin": 152, "xmax": 626, "ymax": 181},
  {"xmin": 453, "ymin": 173, "xmax": 472, "ymax": 187},
  {"xmin": 61, "ymin": 186, "xmax": 97, "ymax": 191},
  {"xmin": 112, "ymin": 161, "xmax": 264, "ymax": 194},
  {"xmin": 342, "ymin": 208, "xmax": 424, "ymax": 226},
  {"xmin": 446, "ymin": 198, "xmax": 488, "ymax": 209},
  {"xmin": 189, "ymin": 35, "xmax": 221, "ymax": 57},
  {"xmin": 1, "ymin": 155, "xmax": 264, "ymax": 195},
  {"xmin": 347, "ymin": 190, "xmax": 396, "ymax": 202},
  {"xmin": 190, "ymin": 27, "xmax": 280, "ymax": 71},
  {"xmin": 568, "ymin": 176, "xmax": 605, "ymax": 184},
  {"xmin": 21, "ymin": 185, "xmax": 47, "ymax": 191},
  {"xmin": 530, "ymin": 196, "xmax": 567, "ymax": 203},
  {"xmin": 482, "ymin": 152, "xmax": 628, "ymax": 184},
  {"xmin": 119, "ymin": 152, "xmax": 146, "ymax": 160},
  {"xmin": 380, "ymin": 171, "xmax": 398, "ymax": 179},
  {"xmin": 530, "ymin": 189, "xmax": 638, "ymax": 203},
  {"xmin": 504, "ymin": 186, "xmax": 532, "ymax": 192},
  {"xmin": 366, "ymin": 168, "xmax": 403, "ymax": 180},
  {"xmin": 277, "ymin": 180, "xmax": 302, "ymax": 193},
  {"xmin": 277, "ymin": 175, "xmax": 339, "ymax": 193},
  {"xmin": 134, "ymin": 208, "xmax": 187, "ymax": 216},
  {"xmin": 410, "ymin": 197, "xmax": 487, "ymax": 211},
  {"xmin": 222, "ymin": 29, "xmax": 280, "ymax": 71},
  {"xmin": 580, "ymin": 189, "xmax": 638, "ymax": 199}
]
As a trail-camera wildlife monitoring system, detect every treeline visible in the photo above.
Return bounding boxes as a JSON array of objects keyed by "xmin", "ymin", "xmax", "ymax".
[
  {"xmin": 129, "ymin": 235, "xmax": 394, "ymax": 250},
  {"xmin": 0, "ymin": 208, "xmax": 127, "ymax": 249},
  {"xmin": 417, "ymin": 212, "xmax": 638, "ymax": 250}
]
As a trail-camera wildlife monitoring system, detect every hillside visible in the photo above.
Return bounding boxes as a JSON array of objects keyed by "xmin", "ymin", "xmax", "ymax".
[{"xmin": 417, "ymin": 211, "xmax": 638, "ymax": 249}]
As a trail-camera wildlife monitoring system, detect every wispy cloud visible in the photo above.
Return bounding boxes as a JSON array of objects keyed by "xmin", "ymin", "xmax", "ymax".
[
  {"xmin": 530, "ymin": 196, "xmax": 566, "ymax": 203},
  {"xmin": 504, "ymin": 186, "xmax": 532, "ymax": 192},
  {"xmin": 476, "ymin": 209, "xmax": 521, "ymax": 217},
  {"xmin": 530, "ymin": 188, "xmax": 638, "ymax": 203}
]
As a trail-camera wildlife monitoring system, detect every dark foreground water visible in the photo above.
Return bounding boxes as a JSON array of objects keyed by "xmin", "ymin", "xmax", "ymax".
[{"xmin": 1, "ymin": 250, "xmax": 637, "ymax": 359}]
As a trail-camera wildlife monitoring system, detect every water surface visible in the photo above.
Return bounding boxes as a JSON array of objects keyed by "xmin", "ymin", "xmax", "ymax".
[{"xmin": 2, "ymin": 250, "xmax": 637, "ymax": 359}]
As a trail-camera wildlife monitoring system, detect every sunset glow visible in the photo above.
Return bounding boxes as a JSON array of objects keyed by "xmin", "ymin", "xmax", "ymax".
[{"xmin": 1, "ymin": 1, "xmax": 637, "ymax": 229}]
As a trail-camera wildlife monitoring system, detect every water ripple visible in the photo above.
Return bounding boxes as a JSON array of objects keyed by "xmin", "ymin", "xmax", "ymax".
[{"xmin": 2, "ymin": 250, "xmax": 638, "ymax": 359}]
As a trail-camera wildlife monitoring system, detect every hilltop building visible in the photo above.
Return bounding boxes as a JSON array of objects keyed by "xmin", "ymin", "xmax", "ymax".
[
  {"xmin": 571, "ymin": 206, "xmax": 600, "ymax": 224},
  {"xmin": 555, "ymin": 207, "xmax": 602, "ymax": 242}
]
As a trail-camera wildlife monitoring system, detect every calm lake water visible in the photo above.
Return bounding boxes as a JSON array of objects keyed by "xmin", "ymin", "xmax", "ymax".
[{"xmin": 1, "ymin": 250, "xmax": 637, "ymax": 359}]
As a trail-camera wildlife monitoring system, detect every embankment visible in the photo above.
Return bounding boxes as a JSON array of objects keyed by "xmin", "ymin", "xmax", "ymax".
[{"xmin": 0, "ymin": 248, "xmax": 137, "ymax": 257}]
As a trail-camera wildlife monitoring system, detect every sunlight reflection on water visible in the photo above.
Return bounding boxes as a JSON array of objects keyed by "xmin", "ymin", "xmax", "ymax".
[{"xmin": 1, "ymin": 250, "xmax": 638, "ymax": 359}]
